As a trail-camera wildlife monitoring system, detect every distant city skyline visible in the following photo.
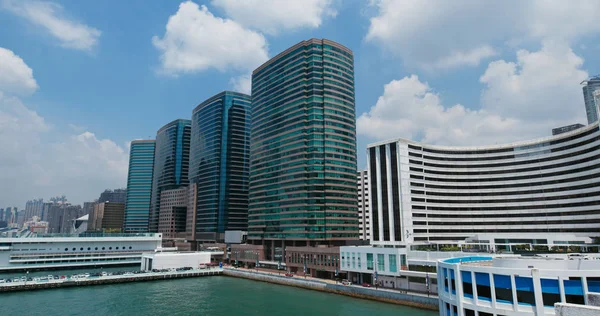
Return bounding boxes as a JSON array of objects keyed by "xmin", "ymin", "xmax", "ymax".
[{"xmin": 2, "ymin": 1, "xmax": 600, "ymax": 205}]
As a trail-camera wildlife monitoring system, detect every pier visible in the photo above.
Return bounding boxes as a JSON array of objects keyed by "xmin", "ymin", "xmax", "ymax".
[{"xmin": 0, "ymin": 268, "xmax": 222, "ymax": 292}]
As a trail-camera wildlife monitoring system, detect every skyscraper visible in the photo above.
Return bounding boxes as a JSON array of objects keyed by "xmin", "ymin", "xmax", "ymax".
[
  {"xmin": 47, "ymin": 203, "xmax": 83, "ymax": 234},
  {"xmin": 24, "ymin": 198, "xmax": 44, "ymax": 221},
  {"xmin": 582, "ymin": 76, "xmax": 600, "ymax": 124},
  {"xmin": 595, "ymin": 90, "xmax": 600, "ymax": 118},
  {"xmin": 98, "ymin": 189, "xmax": 127, "ymax": 204},
  {"xmin": 149, "ymin": 119, "xmax": 191, "ymax": 232},
  {"xmin": 187, "ymin": 91, "xmax": 251, "ymax": 244},
  {"xmin": 124, "ymin": 140, "xmax": 155, "ymax": 232},
  {"xmin": 89, "ymin": 202, "xmax": 125, "ymax": 232},
  {"xmin": 247, "ymin": 39, "xmax": 358, "ymax": 256}
]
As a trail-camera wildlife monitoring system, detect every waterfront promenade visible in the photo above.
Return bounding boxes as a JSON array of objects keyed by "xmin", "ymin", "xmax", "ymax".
[
  {"xmin": 0, "ymin": 268, "xmax": 222, "ymax": 292},
  {"xmin": 223, "ymin": 267, "xmax": 439, "ymax": 311}
]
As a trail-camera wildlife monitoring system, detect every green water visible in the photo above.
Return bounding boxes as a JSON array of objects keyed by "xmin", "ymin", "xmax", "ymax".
[{"xmin": 0, "ymin": 276, "xmax": 438, "ymax": 316}]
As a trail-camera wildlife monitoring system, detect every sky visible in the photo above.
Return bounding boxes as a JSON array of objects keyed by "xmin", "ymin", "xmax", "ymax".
[{"xmin": 1, "ymin": 0, "xmax": 600, "ymax": 207}]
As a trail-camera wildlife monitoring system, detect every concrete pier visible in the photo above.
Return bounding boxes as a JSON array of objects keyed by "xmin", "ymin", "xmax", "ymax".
[{"xmin": 0, "ymin": 268, "xmax": 222, "ymax": 292}]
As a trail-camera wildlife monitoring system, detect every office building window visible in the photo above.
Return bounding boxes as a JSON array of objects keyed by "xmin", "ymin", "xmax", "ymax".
[
  {"xmin": 389, "ymin": 254, "xmax": 397, "ymax": 273},
  {"xmin": 377, "ymin": 254, "xmax": 385, "ymax": 271},
  {"xmin": 367, "ymin": 253, "xmax": 373, "ymax": 270}
]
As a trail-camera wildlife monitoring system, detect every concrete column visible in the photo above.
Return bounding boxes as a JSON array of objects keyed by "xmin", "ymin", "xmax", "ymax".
[
  {"xmin": 385, "ymin": 144, "xmax": 395, "ymax": 242},
  {"xmin": 454, "ymin": 265, "xmax": 464, "ymax": 316},
  {"xmin": 472, "ymin": 271, "xmax": 478, "ymax": 305},
  {"xmin": 489, "ymin": 272, "xmax": 497, "ymax": 310},
  {"xmin": 582, "ymin": 276, "xmax": 589, "ymax": 305},
  {"xmin": 271, "ymin": 240, "xmax": 275, "ymax": 261},
  {"xmin": 375, "ymin": 146, "xmax": 384, "ymax": 242},
  {"xmin": 558, "ymin": 276, "xmax": 566, "ymax": 303},
  {"xmin": 510, "ymin": 274, "xmax": 518, "ymax": 312},
  {"xmin": 531, "ymin": 269, "xmax": 545, "ymax": 316}
]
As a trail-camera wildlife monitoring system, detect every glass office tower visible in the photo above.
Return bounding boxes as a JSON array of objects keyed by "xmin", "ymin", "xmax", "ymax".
[
  {"xmin": 582, "ymin": 76, "xmax": 600, "ymax": 124},
  {"xmin": 149, "ymin": 119, "xmax": 191, "ymax": 232},
  {"xmin": 248, "ymin": 39, "xmax": 359, "ymax": 247},
  {"xmin": 188, "ymin": 91, "xmax": 251, "ymax": 243},
  {"xmin": 124, "ymin": 140, "xmax": 155, "ymax": 232}
]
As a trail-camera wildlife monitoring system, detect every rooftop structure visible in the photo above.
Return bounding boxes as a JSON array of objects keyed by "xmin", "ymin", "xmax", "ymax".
[{"xmin": 438, "ymin": 255, "xmax": 600, "ymax": 316}]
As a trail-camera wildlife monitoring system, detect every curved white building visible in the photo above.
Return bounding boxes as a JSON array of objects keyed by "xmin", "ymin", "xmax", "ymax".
[
  {"xmin": 438, "ymin": 255, "xmax": 600, "ymax": 316},
  {"xmin": 367, "ymin": 122, "xmax": 600, "ymax": 246}
]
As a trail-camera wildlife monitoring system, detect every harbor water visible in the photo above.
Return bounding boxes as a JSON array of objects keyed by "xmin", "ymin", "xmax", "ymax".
[{"xmin": 0, "ymin": 274, "xmax": 438, "ymax": 316}]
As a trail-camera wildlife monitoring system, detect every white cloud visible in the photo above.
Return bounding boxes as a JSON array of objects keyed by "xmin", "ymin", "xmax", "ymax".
[
  {"xmin": 0, "ymin": 47, "xmax": 38, "ymax": 95},
  {"xmin": 0, "ymin": 48, "xmax": 127, "ymax": 206},
  {"xmin": 152, "ymin": 1, "xmax": 269, "ymax": 76},
  {"xmin": 2, "ymin": 0, "xmax": 101, "ymax": 51},
  {"xmin": 366, "ymin": 0, "xmax": 600, "ymax": 69},
  {"xmin": 0, "ymin": 96, "xmax": 129, "ymax": 205},
  {"xmin": 211, "ymin": 0, "xmax": 336, "ymax": 35},
  {"xmin": 480, "ymin": 41, "xmax": 587, "ymax": 121},
  {"xmin": 358, "ymin": 42, "xmax": 588, "ymax": 146},
  {"xmin": 357, "ymin": 75, "xmax": 521, "ymax": 146},
  {"xmin": 431, "ymin": 45, "xmax": 498, "ymax": 69},
  {"xmin": 229, "ymin": 73, "xmax": 252, "ymax": 94}
]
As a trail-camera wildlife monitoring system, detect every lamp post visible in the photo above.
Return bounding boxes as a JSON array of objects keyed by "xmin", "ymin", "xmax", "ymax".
[
  {"xmin": 303, "ymin": 254, "xmax": 307, "ymax": 279},
  {"xmin": 255, "ymin": 252, "xmax": 259, "ymax": 272},
  {"xmin": 426, "ymin": 264, "xmax": 430, "ymax": 297},
  {"xmin": 374, "ymin": 255, "xmax": 378, "ymax": 290},
  {"xmin": 335, "ymin": 266, "xmax": 339, "ymax": 284}
]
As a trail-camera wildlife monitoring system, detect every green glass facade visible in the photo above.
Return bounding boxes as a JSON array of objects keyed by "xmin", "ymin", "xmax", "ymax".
[
  {"xmin": 149, "ymin": 119, "xmax": 191, "ymax": 232},
  {"xmin": 188, "ymin": 91, "xmax": 251, "ymax": 242},
  {"xmin": 124, "ymin": 140, "xmax": 156, "ymax": 232},
  {"xmin": 248, "ymin": 39, "xmax": 359, "ymax": 243}
]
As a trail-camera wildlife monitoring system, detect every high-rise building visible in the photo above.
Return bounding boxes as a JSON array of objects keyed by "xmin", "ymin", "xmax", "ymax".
[
  {"xmin": 24, "ymin": 199, "xmax": 44, "ymax": 221},
  {"xmin": 47, "ymin": 203, "xmax": 83, "ymax": 234},
  {"xmin": 89, "ymin": 202, "xmax": 125, "ymax": 232},
  {"xmin": 187, "ymin": 91, "xmax": 251, "ymax": 244},
  {"xmin": 246, "ymin": 39, "xmax": 358, "ymax": 260},
  {"xmin": 582, "ymin": 76, "xmax": 600, "ymax": 124},
  {"xmin": 366, "ymin": 122, "xmax": 600, "ymax": 245},
  {"xmin": 158, "ymin": 187, "xmax": 188, "ymax": 238},
  {"xmin": 16, "ymin": 210, "xmax": 25, "ymax": 227},
  {"xmin": 357, "ymin": 170, "xmax": 370, "ymax": 241},
  {"xmin": 595, "ymin": 90, "xmax": 600, "ymax": 118},
  {"xmin": 149, "ymin": 119, "xmax": 191, "ymax": 233},
  {"xmin": 83, "ymin": 201, "xmax": 97, "ymax": 216},
  {"xmin": 98, "ymin": 189, "xmax": 127, "ymax": 204},
  {"xmin": 124, "ymin": 140, "xmax": 156, "ymax": 232}
]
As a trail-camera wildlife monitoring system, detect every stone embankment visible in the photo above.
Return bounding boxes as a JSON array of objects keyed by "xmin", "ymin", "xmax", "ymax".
[{"xmin": 223, "ymin": 268, "xmax": 438, "ymax": 311}]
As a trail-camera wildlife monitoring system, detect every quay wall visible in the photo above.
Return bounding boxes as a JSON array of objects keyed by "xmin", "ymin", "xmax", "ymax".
[
  {"xmin": 0, "ymin": 269, "xmax": 222, "ymax": 293},
  {"xmin": 223, "ymin": 268, "xmax": 438, "ymax": 311}
]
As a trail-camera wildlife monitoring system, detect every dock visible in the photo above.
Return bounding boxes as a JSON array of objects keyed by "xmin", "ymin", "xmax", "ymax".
[{"xmin": 0, "ymin": 268, "xmax": 222, "ymax": 292}]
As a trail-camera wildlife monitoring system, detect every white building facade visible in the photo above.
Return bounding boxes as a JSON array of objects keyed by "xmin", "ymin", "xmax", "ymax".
[
  {"xmin": 367, "ymin": 122, "xmax": 600, "ymax": 245},
  {"xmin": 141, "ymin": 252, "xmax": 212, "ymax": 271},
  {"xmin": 0, "ymin": 234, "xmax": 162, "ymax": 271},
  {"xmin": 341, "ymin": 123, "xmax": 600, "ymax": 293},
  {"xmin": 357, "ymin": 170, "xmax": 371, "ymax": 240},
  {"xmin": 438, "ymin": 255, "xmax": 600, "ymax": 316}
]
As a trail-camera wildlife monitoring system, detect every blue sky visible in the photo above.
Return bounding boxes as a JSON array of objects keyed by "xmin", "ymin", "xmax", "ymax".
[{"xmin": 1, "ymin": 0, "xmax": 600, "ymax": 206}]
